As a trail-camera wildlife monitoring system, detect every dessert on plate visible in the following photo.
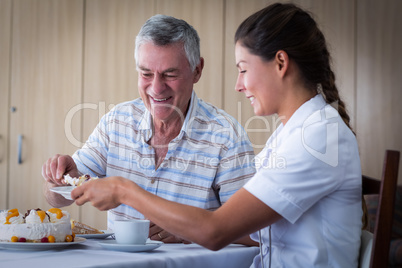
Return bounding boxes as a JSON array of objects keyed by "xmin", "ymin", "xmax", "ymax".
[
  {"xmin": 0, "ymin": 208, "xmax": 73, "ymax": 243},
  {"xmin": 71, "ymin": 219, "xmax": 103, "ymax": 234},
  {"xmin": 63, "ymin": 174, "xmax": 99, "ymax": 186}
]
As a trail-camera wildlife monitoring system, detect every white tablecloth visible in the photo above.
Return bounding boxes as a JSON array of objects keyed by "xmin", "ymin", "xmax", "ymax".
[{"xmin": 0, "ymin": 239, "xmax": 259, "ymax": 268}]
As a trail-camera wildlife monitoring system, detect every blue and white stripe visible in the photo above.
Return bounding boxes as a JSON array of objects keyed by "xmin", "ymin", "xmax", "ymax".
[{"xmin": 72, "ymin": 92, "xmax": 256, "ymax": 230}]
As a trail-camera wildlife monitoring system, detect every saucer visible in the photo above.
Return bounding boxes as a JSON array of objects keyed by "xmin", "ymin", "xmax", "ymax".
[
  {"xmin": 76, "ymin": 230, "xmax": 114, "ymax": 239},
  {"xmin": 98, "ymin": 240, "xmax": 163, "ymax": 252},
  {"xmin": 0, "ymin": 237, "xmax": 86, "ymax": 251}
]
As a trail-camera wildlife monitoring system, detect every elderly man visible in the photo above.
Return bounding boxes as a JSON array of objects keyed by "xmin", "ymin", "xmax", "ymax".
[{"xmin": 43, "ymin": 14, "xmax": 255, "ymax": 244}]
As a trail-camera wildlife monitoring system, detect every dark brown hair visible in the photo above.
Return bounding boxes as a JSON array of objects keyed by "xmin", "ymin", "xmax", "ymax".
[{"xmin": 235, "ymin": 3, "xmax": 354, "ymax": 133}]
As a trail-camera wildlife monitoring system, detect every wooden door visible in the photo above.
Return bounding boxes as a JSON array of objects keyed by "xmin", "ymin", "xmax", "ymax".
[
  {"xmin": 356, "ymin": 0, "xmax": 402, "ymax": 182},
  {"xmin": 81, "ymin": 0, "xmax": 155, "ymax": 229},
  {"xmin": 155, "ymin": 0, "xmax": 225, "ymax": 108},
  {"xmin": 0, "ymin": 0, "xmax": 12, "ymax": 210},
  {"xmin": 8, "ymin": 0, "xmax": 83, "ymax": 218}
]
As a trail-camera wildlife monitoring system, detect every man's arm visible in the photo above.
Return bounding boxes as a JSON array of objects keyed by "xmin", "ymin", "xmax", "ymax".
[{"xmin": 215, "ymin": 131, "xmax": 257, "ymax": 247}]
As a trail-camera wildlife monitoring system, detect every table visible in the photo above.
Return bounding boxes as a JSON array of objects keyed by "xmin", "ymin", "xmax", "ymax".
[{"xmin": 0, "ymin": 238, "xmax": 259, "ymax": 268}]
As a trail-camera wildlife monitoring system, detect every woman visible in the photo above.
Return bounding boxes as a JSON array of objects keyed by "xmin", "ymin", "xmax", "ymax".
[{"xmin": 72, "ymin": 3, "xmax": 362, "ymax": 267}]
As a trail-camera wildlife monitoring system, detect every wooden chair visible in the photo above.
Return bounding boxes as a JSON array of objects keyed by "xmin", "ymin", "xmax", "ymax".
[{"xmin": 360, "ymin": 150, "xmax": 400, "ymax": 268}]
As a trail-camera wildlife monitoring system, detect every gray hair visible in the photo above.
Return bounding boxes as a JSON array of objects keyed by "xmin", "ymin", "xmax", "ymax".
[{"xmin": 135, "ymin": 14, "xmax": 201, "ymax": 71}]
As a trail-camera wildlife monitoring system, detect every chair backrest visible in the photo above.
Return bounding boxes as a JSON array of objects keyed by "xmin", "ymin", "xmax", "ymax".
[{"xmin": 362, "ymin": 150, "xmax": 400, "ymax": 268}]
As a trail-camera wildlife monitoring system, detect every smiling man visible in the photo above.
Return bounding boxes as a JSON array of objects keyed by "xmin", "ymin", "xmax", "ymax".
[{"xmin": 43, "ymin": 15, "xmax": 256, "ymax": 244}]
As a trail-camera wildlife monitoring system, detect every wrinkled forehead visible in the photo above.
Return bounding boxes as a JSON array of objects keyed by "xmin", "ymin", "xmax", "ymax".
[{"xmin": 137, "ymin": 42, "xmax": 190, "ymax": 72}]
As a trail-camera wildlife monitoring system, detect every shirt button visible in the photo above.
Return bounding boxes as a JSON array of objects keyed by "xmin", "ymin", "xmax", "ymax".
[{"xmin": 151, "ymin": 179, "xmax": 156, "ymax": 184}]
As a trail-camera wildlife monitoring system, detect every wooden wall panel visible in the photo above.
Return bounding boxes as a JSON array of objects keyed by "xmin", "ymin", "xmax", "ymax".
[
  {"xmin": 81, "ymin": 0, "xmax": 155, "ymax": 229},
  {"xmin": 8, "ymin": 0, "xmax": 83, "ymax": 218},
  {"xmin": 83, "ymin": 0, "xmax": 153, "ymax": 139},
  {"xmin": 293, "ymin": 0, "xmax": 356, "ymax": 127},
  {"xmin": 356, "ymin": 0, "xmax": 402, "ymax": 182},
  {"xmin": 0, "ymin": 0, "xmax": 12, "ymax": 209},
  {"xmin": 3, "ymin": 0, "xmax": 402, "ymax": 225},
  {"xmin": 224, "ymin": 0, "xmax": 276, "ymax": 153},
  {"xmin": 155, "ymin": 0, "xmax": 224, "ymax": 108}
]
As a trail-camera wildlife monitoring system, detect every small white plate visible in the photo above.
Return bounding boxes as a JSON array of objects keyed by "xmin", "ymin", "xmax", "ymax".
[
  {"xmin": 50, "ymin": 186, "xmax": 76, "ymax": 200},
  {"xmin": 76, "ymin": 230, "xmax": 114, "ymax": 239},
  {"xmin": 0, "ymin": 237, "xmax": 86, "ymax": 251},
  {"xmin": 98, "ymin": 240, "xmax": 163, "ymax": 252}
]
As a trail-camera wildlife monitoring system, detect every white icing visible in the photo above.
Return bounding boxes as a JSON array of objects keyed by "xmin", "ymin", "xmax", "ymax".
[
  {"xmin": 63, "ymin": 174, "xmax": 79, "ymax": 186},
  {"xmin": 63, "ymin": 174, "xmax": 98, "ymax": 186},
  {"xmin": 47, "ymin": 210, "xmax": 70, "ymax": 224},
  {"xmin": 0, "ymin": 211, "xmax": 8, "ymax": 224},
  {"xmin": 0, "ymin": 222, "xmax": 72, "ymax": 242},
  {"xmin": 0, "ymin": 210, "xmax": 24, "ymax": 224},
  {"xmin": 0, "ymin": 209, "xmax": 72, "ymax": 242},
  {"xmin": 25, "ymin": 210, "xmax": 50, "ymax": 224}
]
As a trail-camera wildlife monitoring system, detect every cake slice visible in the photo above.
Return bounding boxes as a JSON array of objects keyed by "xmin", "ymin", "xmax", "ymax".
[
  {"xmin": 71, "ymin": 219, "xmax": 103, "ymax": 234},
  {"xmin": 63, "ymin": 174, "xmax": 99, "ymax": 186}
]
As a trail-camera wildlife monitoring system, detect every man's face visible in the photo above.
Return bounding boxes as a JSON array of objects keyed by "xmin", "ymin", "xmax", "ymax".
[{"xmin": 137, "ymin": 42, "xmax": 201, "ymax": 123}]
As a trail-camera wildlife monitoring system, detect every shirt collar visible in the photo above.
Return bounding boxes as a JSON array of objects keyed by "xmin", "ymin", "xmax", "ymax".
[
  {"xmin": 266, "ymin": 93, "xmax": 327, "ymax": 146},
  {"xmin": 180, "ymin": 91, "xmax": 198, "ymax": 137},
  {"xmin": 285, "ymin": 93, "xmax": 327, "ymax": 130}
]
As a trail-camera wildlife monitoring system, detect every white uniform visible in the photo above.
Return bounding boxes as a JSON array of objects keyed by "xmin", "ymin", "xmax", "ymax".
[{"xmin": 244, "ymin": 94, "xmax": 362, "ymax": 268}]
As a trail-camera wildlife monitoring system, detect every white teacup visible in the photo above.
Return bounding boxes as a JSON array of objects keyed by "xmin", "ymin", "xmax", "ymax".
[{"xmin": 114, "ymin": 219, "xmax": 150, "ymax": 244}]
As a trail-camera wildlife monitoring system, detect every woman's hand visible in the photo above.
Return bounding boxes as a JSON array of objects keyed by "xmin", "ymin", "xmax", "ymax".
[{"xmin": 72, "ymin": 176, "xmax": 128, "ymax": 210}]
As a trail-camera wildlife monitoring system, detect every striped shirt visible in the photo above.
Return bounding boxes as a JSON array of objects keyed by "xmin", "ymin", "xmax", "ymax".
[{"xmin": 72, "ymin": 92, "xmax": 256, "ymax": 230}]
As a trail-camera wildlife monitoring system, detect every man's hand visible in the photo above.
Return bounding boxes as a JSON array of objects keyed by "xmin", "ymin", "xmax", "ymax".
[
  {"xmin": 149, "ymin": 221, "xmax": 191, "ymax": 244},
  {"xmin": 72, "ymin": 177, "xmax": 124, "ymax": 211},
  {"xmin": 42, "ymin": 154, "xmax": 79, "ymax": 207},
  {"xmin": 42, "ymin": 154, "xmax": 79, "ymax": 185}
]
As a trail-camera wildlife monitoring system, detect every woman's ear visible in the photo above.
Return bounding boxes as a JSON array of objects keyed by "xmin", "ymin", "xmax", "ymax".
[{"xmin": 275, "ymin": 50, "xmax": 289, "ymax": 77}]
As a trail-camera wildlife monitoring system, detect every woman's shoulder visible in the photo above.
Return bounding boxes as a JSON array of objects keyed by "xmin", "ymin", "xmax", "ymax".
[{"xmin": 275, "ymin": 102, "xmax": 358, "ymax": 168}]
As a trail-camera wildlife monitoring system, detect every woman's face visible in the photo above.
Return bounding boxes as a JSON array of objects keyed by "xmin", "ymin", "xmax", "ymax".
[{"xmin": 235, "ymin": 43, "xmax": 282, "ymax": 116}]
